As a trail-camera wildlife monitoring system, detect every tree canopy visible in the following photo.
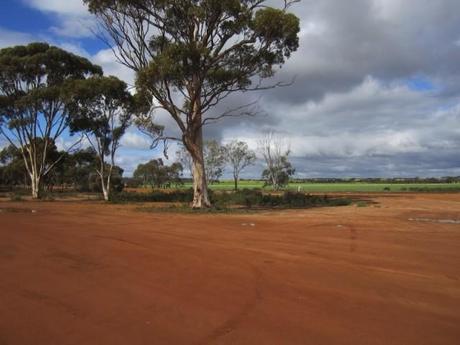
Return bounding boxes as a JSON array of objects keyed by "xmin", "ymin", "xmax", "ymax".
[
  {"xmin": 65, "ymin": 75, "xmax": 134, "ymax": 200},
  {"xmin": 225, "ymin": 140, "xmax": 256, "ymax": 190},
  {"xmin": 84, "ymin": 0, "xmax": 300, "ymax": 208},
  {"xmin": 133, "ymin": 158, "xmax": 183, "ymax": 188},
  {"xmin": 0, "ymin": 42, "xmax": 102, "ymax": 198}
]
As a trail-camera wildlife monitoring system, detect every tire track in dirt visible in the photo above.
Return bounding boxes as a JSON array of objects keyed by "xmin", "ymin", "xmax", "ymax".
[{"xmin": 197, "ymin": 263, "xmax": 264, "ymax": 345}]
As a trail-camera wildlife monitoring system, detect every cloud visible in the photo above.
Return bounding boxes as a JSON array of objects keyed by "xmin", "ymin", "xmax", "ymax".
[
  {"xmin": 22, "ymin": 0, "xmax": 95, "ymax": 38},
  {"xmin": 3, "ymin": 0, "xmax": 460, "ymax": 177},
  {"xmin": 205, "ymin": 0, "xmax": 460, "ymax": 177},
  {"xmin": 22, "ymin": 0, "xmax": 89, "ymax": 16},
  {"xmin": 0, "ymin": 27, "xmax": 35, "ymax": 48},
  {"xmin": 120, "ymin": 131, "xmax": 151, "ymax": 150},
  {"xmin": 92, "ymin": 49, "xmax": 136, "ymax": 86},
  {"xmin": 217, "ymin": 75, "xmax": 460, "ymax": 177}
]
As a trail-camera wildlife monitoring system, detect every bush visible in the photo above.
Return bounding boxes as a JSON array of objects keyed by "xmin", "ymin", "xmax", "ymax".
[
  {"xmin": 356, "ymin": 201, "xmax": 368, "ymax": 207},
  {"xmin": 110, "ymin": 188, "xmax": 352, "ymax": 209},
  {"xmin": 9, "ymin": 193, "xmax": 24, "ymax": 201},
  {"xmin": 211, "ymin": 189, "xmax": 351, "ymax": 209},
  {"xmin": 110, "ymin": 189, "xmax": 194, "ymax": 203}
]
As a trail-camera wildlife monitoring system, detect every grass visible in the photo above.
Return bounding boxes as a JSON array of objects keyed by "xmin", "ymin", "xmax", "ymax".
[{"xmin": 180, "ymin": 181, "xmax": 460, "ymax": 193}]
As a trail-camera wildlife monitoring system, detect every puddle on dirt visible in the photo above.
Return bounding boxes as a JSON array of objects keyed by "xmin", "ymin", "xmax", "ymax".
[
  {"xmin": 0, "ymin": 208, "xmax": 37, "ymax": 214},
  {"xmin": 409, "ymin": 217, "xmax": 460, "ymax": 224}
]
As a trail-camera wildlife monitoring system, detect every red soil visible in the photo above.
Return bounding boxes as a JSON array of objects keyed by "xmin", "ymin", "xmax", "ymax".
[{"xmin": 1, "ymin": 193, "xmax": 459, "ymax": 345}]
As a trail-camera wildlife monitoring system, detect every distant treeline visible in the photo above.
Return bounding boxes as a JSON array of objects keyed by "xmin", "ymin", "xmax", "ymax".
[
  {"xmin": 288, "ymin": 177, "xmax": 460, "ymax": 184},
  {"xmin": 121, "ymin": 176, "xmax": 460, "ymax": 187}
]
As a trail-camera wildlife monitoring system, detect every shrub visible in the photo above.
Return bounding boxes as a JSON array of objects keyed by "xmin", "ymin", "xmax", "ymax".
[
  {"xmin": 111, "ymin": 188, "xmax": 352, "ymax": 209},
  {"xmin": 356, "ymin": 201, "xmax": 368, "ymax": 207},
  {"xmin": 211, "ymin": 189, "xmax": 351, "ymax": 209},
  {"xmin": 110, "ymin": 189, "xmax": 194, "ymax": 203},
  {"xmin": 9, "ymin": 193, "xmax": 23, "ymax": 202}
]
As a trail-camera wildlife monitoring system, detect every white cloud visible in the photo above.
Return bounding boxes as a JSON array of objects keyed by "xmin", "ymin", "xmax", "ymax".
[
  {"xmin": 0, "ymin": 27, "xmax": 35, "ymax": 48},
  {"xmin": 221, "ymin": 76, "xmax": 460, "ymax": 165},
  {"xmin": 49, "ymin": 16, "xmax": 95, "ymax": 38},
  {"xmin": 22, "ymin": 0, "xmax": 89, "ymax": 16},
  {"xmin": 120, "ymin": 131, "xmax": 151, "ymax": 150},
  {"xmin": 3, "ymin": 0, "xmax": 460, "ymax": 177},
  {"xmin": 22, "ymin": 0, "xmax": 95, "ymax": 38},
  {"xmin": 92, "ymin": 48, "xmax": 136, "ymax": 86}
]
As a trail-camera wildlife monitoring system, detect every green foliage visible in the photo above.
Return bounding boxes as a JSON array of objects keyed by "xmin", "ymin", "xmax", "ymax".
[
  {"xmin": 175, "ymin": 141, "xmax": 226, "ymax": 183},
  {"xmin": 0, "ymin": 43, "xmax": 102, "ymax": 131},
  {"xmin": 182, "ymin": 180, "xmax": 460, "ymax": 192},
  {"xmin": 0, "ymin": 42, "xmax": 102, "ymax": 198},
  {"xmin": 133, "ymin": 158, "xmax": 183, "ymax": 188},
  {"xmin": 224, "ymin": 140, "xmax": 256, "ymax": 190},
  {"xmin": 211, "ymin": 189, "xmax": 351, "ymax": 209},
  {"xmin": 110, "ymin": 189, "xmax": 194, "ymax": 203},
  {"xmin": 118, "ymin": 1, "xmax": 301, "ymax": 92},
  {"xmin": 110, "ymin": 188, "xmax": 352, "ymax": 210},
  {"xmin": 0, "ymin": 145, "xmax": 27, "ymax": 186},
  {"xmin": 204, "ymin": 140, "xmax": 225, "ymax": 183},
  {"xmin": 66, "ymin": 76, "xmax": 132, "ymax": 138},
  {"xmin": 262, "ymin": 155, "xmax": 295, "ymax": 189},
  {"xmin": 65, "ymin": 75, "xmax": 133, "ymax": 199},
  {"xmin": 0, "ymin": 145, "xmax": 124, "ymax": 193},
  {"xmin": 9, "ymin": 193, "xmax": 24, "ymax": 202},
  {"xmin": 84, "ymin": 0, "xmax": 300, "ymax": 207}
]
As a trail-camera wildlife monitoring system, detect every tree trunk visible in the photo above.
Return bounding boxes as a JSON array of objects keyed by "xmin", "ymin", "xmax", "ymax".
[
  {"xmin": 185, "ymin": 130, "xmax": 211, "ymax": 208},
  {"xmin": 30, "ymin": 173, "xmax": 41, "ymax": 199},
  {"xmin": 191, "ymin": 155, "xmax": 211, "ymax": 208},
  {"xmin": 270, "ymin": 169, "xmax": 278, "ymax": 190},
  {"xmin": 234, "ymin": 172, "xmax": 238, "ymax": 191},
  {"xmin": 99, "ymin": 171, "xmax": 111, "ymax": 202},
  {"xmin": 98, "ymin": 157, "xmax": 111, "ymax": 201},
  {"xmin": 101, "ymin": 183, "xmax": 109, "ymax": 201}
]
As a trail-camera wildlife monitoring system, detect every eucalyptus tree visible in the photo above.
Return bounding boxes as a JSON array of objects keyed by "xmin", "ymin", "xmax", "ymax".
[
  {"xmin": 225, "ymin": 140, "xmax": 256, "ymax": 190},
  {"xmin": 85, "ymin": 0, "xmax": 300, "ymax": 208},
  {"xmin": 0, "ymin": 42, "xmax": 102, "ymax": 198},
  {"xmin": 66, "ymin": 76, "xmax": 133, "ymax": 201},
  {"xmin": 0, "ymin": 145, "xmax": 28, "ymax": 187},
  {"xmin": 176, "ymin": 145, "xmax": 194, "ymax": 178},
  {"xmin": 203, "ymin": 140, "xmax": 226, "ymax": 184},
  {"xmin": 133, "ymin": 158, "xmax": 183, "ymax": 188},
  {"xmin": 176, "ymin": 140, "xmax": 226, "ymax": 183},
  {"xmin": 258, "ymin": 131, "xmax": 295, "ymax": 190}
]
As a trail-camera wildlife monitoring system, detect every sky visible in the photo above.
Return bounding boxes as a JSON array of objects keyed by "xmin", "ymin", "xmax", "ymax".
[{"xmin": 0, "ymin": 0, "xmax": 459, "ymax": 178}]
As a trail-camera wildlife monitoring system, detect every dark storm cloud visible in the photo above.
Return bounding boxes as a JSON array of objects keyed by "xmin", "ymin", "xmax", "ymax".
[
  {"xmin": 264, "ymin": 0, "xmax": 460, "ymax": 104},
  {"xmin": 4, "ymin": 0, "xmax": 459, "ymax": 177},
  {"xmin": 209, "ymin": 0, "xmax": 460, "ymax": 178}
]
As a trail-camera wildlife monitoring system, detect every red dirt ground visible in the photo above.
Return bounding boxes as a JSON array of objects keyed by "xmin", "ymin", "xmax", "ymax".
[{"xmin": 0, "ymin": 193, "xmax": 459, "ymax": 345}]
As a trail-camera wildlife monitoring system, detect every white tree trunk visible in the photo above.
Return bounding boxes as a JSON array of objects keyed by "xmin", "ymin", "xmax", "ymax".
[
  {"xmin": 30, "ymin": 173, "xmax": 41, "ymax": 199},
  {"xmin": 186, "ymin": 102, "xmax": 211, "ymax": 208},
  {"xmin": 99, "ymin": 165, "xmax": 112, "ymax": 202},
  {"xmin": 101, "ymin": 182, "xmax": 109, "ymax": 201},
  {"xmin": 191, "ymin": 154, "xmax": 210, "ymax": 208},
  {"xmin": 185, "ymin": 128, "xmax": 211, "ymax": 208}
]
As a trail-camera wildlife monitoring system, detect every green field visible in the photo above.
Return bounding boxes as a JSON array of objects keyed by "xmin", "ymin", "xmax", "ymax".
[{"xmin": 182, "ymin": 180, "xmax": 460, "ymax": 193}]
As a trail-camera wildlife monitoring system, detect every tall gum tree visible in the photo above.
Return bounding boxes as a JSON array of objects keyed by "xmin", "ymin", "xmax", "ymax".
[
  {"xmin": 66, "ymin": 76, "xmax": 133, "ymax": 201},
  {"xmin": 225, "ymin": 140, "xmax": 256, "ymax": 191},
  {"xmin": 0, "ymin": 43, "xmax": 102, "ymax": 199},
  {"xmin": 85, "ymin": 0, "xmax": 300, "ymax": 208}
]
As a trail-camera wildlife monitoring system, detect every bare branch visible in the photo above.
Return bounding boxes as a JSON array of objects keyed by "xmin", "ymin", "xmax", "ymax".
[{"xmin": 201, "ymin": 100, "xmax": 262, "ymax": 127}]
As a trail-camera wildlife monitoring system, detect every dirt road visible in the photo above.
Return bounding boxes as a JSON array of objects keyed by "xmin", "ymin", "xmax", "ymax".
[{"xmin": 1, "ymin": 194, "xmax": 459, "ymax": 344}]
